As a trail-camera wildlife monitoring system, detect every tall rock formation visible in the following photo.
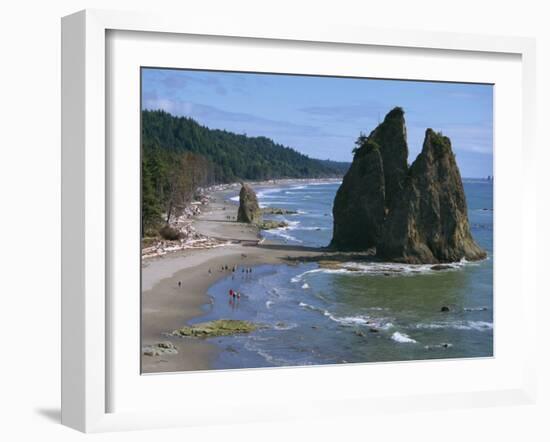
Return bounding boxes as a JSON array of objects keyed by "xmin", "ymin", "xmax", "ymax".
[
  {"xmin": 330, "ymin": 108, "xmax": 486, "ymax": 263},
  {"xmin": 378, "ymin": 129, "xmax": 486, "ymax": 263},
  {"xmin": 330, "ymin": 139, "xmax": 386, "ymax": 250},
  {"xmin": 330, "ymin": 107, "xmax": 407, "ymax": 250},
  {"xmin": 367, "ymin": 107, "xmax": 409, "ymax": 208},
  {"xmin": 237, "ymin": 183, "xmax": 261, "ymax": 224}
]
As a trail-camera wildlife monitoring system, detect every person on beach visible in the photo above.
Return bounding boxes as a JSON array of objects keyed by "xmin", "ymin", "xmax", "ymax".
[
  {"xmin": 208, "ymin": 268, "xmax": 212, "ymax": 275},
  {"xmin": 178, "ymin": 281, "xmax": 181, "ymax": 287}
]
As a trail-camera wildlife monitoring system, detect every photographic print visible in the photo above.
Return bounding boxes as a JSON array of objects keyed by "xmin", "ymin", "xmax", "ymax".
[{"xmin": 140, "ymin": 68, "xmax": 493, "ymax": 373}]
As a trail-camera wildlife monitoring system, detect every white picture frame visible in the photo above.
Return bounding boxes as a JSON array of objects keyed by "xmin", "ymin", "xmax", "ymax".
[{"xmin": 61, "ymin": 9, "xmax": 537, "ymax": 433}]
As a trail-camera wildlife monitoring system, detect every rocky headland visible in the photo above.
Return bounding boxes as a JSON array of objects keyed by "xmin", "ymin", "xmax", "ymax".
[{"xmin": 331, "ymin": 107, "xmax": 487, "ymax": 264}]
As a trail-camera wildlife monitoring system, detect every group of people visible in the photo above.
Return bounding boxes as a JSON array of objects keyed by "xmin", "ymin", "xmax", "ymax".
[
  {"xmin": 215, "ymin": 264, "xmax": 254, "ymax": 280},
  {"xmin": 228, "ymin": 288, "xmax": 241, "ymax": 299},
  {"xmin": 219, "ymin": 264, "xmax": 252, "ymax": 274},
  {"xmin": 218, "ymin": 264, "xmax": 254, "ymax": 273}
]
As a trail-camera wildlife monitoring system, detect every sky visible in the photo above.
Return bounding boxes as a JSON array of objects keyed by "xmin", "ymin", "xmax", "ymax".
[{"xmin": 142, "ymin": 68, "xmax": 493, "ymax": 178}]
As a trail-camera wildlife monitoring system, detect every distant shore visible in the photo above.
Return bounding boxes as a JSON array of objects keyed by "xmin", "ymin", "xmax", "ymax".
[{"xmin": 141, "ymin": 179, "xmax": 336, "ymax": 373}]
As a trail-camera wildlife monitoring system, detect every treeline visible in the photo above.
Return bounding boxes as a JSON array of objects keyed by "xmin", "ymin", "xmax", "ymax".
[
  {"xmin": 142, "ymin": 143, "xmax": 211, "ymax": 233},
  {"xmin": 142, "ymin": 110, "xmax": 350, "ymax": 234}
]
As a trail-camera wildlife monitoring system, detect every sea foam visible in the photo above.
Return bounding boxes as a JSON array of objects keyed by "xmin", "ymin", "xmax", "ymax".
[
  {"xmin": 391, "ymin": 332, "xmax": 417, "ymax": 343},
  {"xmin": 291, "ymin": 260, "xmax": 473, "ymax": 282},
  {"xmin": 415, "ymin": 321, "xmax": 493, "ymax": 331}
]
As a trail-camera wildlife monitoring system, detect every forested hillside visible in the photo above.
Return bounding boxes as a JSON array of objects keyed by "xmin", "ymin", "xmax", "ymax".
[{"xmin": 142, "ymin": 110, "xmax": 349, "ymax": 233}]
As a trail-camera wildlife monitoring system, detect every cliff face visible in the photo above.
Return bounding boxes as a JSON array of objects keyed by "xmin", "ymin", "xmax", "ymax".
[
  {"xmin": 330, "ymin": 108, "xmax": 486, "ymax": 263},
  {"xmin": 331, "ymin": 140, "xmax": 386, "ymax": 250},
  {"xmin": 237, "ymin": 183, "xmax": 261, "ymax": 224},
  {"xmin": 330, "ymin": 108, "xmax": 407, "ymax": 251},
  {"xmin": 367, "ymin": 107, "xmax": 409, "ymax": 208},
  {"xmin": 378, "ymin": 129, "xmax": 486, "ymax": 263}
]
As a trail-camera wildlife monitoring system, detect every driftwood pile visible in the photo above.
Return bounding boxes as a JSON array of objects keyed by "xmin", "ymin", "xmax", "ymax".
[
  {"xmin": 142, "ymin": 222, "xmax": 229, "ymax": 259},
  {"xmin": 142, "ymin": 196, "xmax": 228, "ymax": 259}
]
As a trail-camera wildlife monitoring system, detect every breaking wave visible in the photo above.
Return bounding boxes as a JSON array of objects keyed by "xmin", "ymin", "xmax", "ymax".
[
  {"xmin": 297, "ymin": 302, "xmax": 393, "ymax": 330},
  {"xmin": 415, "ymin": 321, "xmax": 493, "ymax": 331},
  {"xmin": 290, "ymin": 259, "xmax": 476, "ymax": 282},
  {"xmin": 391, "ymin": 332, "xmax": 417, "ymax": 344},
  {"xmin": 264, "ymin": 228, "xmax": 302, "ymax": 243}
]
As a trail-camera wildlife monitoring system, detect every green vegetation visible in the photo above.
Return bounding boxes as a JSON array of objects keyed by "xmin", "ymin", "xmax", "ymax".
[
  {"xmin": 426, "ymin": 129, "xmax": 453, "ymax": 156},
  {"xmin": 141, "ymin": 110, "xmax": 349, "ymax": 234},
  {"xmin": 141, "ymin": 142, "xmax": 210, "ymax": 234},
  {"xmin": 352, "ymin": 132, "xmax": 382, "ymax": 158},
  {"xmin": 172, "ymin": 319, "xmax": 259, "ymax": 337}
]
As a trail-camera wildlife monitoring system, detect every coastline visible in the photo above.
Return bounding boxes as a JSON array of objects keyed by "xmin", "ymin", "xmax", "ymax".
[
  {"xmin": 141, "ymin": 179, "xmax": 331, "ymax": 373},
  {"xmin": 141, "ymin": 178, "xmax": 493, "ymax": 372}
]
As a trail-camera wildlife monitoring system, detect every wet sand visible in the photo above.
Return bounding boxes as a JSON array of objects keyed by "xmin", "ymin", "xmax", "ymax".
[{"xmin": 141, "ymin": 186, "xmax": 324, "ymax": 373}]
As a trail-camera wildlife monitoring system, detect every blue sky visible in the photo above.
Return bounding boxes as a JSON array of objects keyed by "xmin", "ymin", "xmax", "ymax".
[{"xmin": 142, "ymin": 68, "xmax": 493, "ymax": 177}]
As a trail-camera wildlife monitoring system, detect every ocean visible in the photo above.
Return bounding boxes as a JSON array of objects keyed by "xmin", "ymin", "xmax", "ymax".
[{"xmin": 200, "ymin": 179, "xmax": 493, "ymax": 369}]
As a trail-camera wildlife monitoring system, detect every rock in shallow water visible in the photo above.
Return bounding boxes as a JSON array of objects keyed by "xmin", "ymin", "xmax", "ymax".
[
  {"xmin": 258, "ymin": 220, "xmax": 289, "ymax": 230},
  {"xmin": 378, "ymin": 129, "xmax": 487, "ymax": 264},
  {"xmin": 172, "ymin": 319, "xmax": 259, "ymax": 338},
  {"xmin": 330, "ymin": 107, "xmax": 486, "ymax": 264},
  {"xmin": 331, "ymin": 108, "xmax": 408, "ymax": 250},
  {"xmin": 142, "ymin": 341, "xmax": 178, "ymax": 356},
  {"xmin": 331, "ymin": 139, "xmax": 386, "ymax": 250},
  {"xmin": 237, "ymin": 183, "xmax": 261, "ymax": 224}
]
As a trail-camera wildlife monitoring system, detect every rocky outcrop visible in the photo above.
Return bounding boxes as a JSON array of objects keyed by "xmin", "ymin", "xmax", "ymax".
[
  {"xmin": 172, "ymin": 319, "xmax": 259, "ymax": 337},
  {"xmin": 331, "ymin": 108, "xmax": 407, "ymax": 250},
  {"xmin": 378, "ymin": 129, "xmax": 486, "ymax": 263},
  {"xmin": 331, "ymin": 139, "xmax": 386, "ymax": 250},
  {"xmin": 367, "ymin": 107, "xmax": 409, "ymax": 207},
  {"xmin": 142, "ymin": 341, "xmax": 178, "ymax": 357},
  {"xmin": 330, "ymin": 108, "xmax": 486, "ymax": 263},
  {"xmin": 237, "ymin": 183, "xmax": 261, "ymax": 223}
]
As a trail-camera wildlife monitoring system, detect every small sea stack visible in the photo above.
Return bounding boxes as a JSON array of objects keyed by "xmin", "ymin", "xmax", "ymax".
[{"xmin": 237, "ymin": 183, "xmax": 261, "ymax": 224}]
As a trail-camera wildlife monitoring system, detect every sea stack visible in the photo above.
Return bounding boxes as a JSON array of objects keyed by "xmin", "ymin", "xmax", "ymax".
[
  {"xmin": 237, "ymin": 183, "xmax": 261, "ymax": 224},
  {"xmin": 367, "ymin": 107, "xmax": 409, "ymax": 207},
  {"xmin": 330, "ymin": 107, "xmax": 407, "ymax": 250},
  {"xmin": 330, "ymin": 108, "xmax": 486, "ymax": 263},
  {"xmin": 378, "ymin": 129, "xmax": 487, "ymax": 263}
]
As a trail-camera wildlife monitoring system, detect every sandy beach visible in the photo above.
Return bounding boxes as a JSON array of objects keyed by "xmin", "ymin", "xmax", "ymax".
[
  {"xmin": 141, "ymin": 183, "xmax": 325, "ymax": 373},
  {"xmin": 142, "ymin": 178, "xmax": 493, "ymax": 372}
]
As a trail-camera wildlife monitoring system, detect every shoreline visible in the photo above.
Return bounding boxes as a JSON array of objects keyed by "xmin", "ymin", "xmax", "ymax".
[
  {"xmin": 141, "ymin": 178, "xmax": 492, "ymax": 372},
  {"xmin": 141, "ymin": 179, "xmax": 331, "ymax": 373},
  {"xmin": 141, "ymin": 177, "xmax": 342, "ymax": 260}
]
